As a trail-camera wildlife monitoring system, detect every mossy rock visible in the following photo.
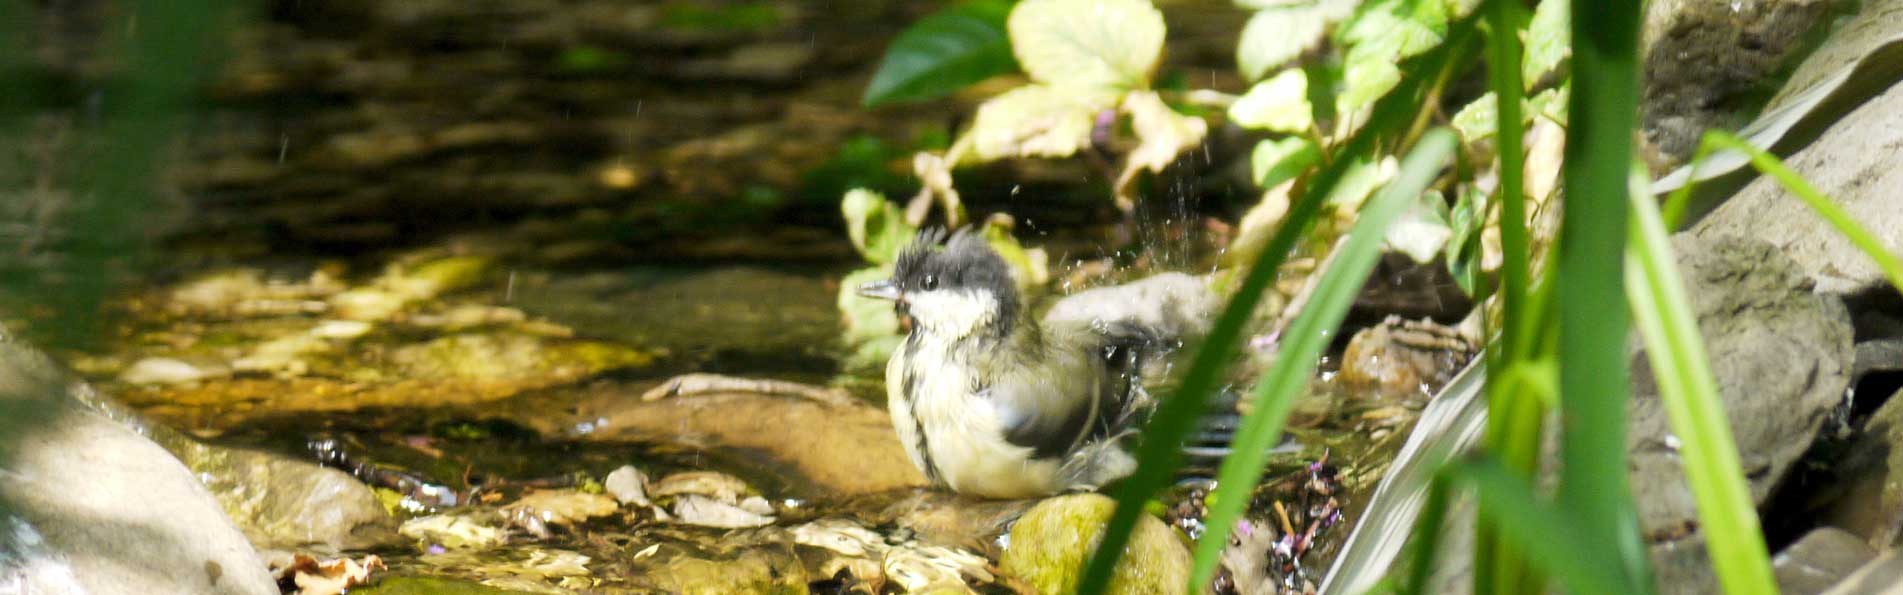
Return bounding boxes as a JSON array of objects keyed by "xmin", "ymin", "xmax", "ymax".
[{"xmin": 1001, "ymin": 493, "xmax": 1191, "ymax": 595}]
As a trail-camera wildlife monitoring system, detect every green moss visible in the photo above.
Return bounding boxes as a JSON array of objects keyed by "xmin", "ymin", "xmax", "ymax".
[
  {"xmin": 406, "ymin": 256, "xmax": 494, "ymax": 297},
  {"xmin": 351, "ymin": 576, "xmax": 542, "ymax": 595},
  {"xmin": 1001, "ymin": 494, "xmax": 1191, "ymax": 595}
]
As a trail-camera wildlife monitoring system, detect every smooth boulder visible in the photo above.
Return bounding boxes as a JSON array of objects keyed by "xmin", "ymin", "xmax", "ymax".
[{"xmin": 0, "ymin": 333, "xmax": 276, "ymax": 595}]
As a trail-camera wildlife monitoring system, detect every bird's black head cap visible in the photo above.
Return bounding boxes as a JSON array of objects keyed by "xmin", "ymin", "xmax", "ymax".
[{"xmin": 893, "ymin": 227, "xmax": 1021, "ymax": 336}]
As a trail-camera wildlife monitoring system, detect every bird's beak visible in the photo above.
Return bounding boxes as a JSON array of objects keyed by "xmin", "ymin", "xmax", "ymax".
[{"xmin": 857, "ymin": 278, "xmax": 901, "ymax": 301}]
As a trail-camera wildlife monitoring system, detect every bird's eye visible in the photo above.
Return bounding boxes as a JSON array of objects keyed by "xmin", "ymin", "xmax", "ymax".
[{"xmin": 922, "ymin": 274, "xmax": 938, "ymax": 290}]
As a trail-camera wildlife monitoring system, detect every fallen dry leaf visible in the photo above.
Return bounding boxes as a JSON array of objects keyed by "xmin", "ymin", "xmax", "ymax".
[{"xmin": 289, "ymin": 554, "xmax": 385, "ymax": 595}]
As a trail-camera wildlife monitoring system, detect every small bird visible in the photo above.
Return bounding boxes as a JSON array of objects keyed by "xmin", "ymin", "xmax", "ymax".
[{"xmin": 857, "ymin": 229, "xmax": 1213, "ymax": 498}]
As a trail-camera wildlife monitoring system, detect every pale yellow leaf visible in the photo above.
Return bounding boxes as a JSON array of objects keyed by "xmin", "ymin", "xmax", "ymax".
[
  {"xmin": 1009, "ymin": 0, "xmax": 1165, "ymax": 89},
  {"xmin": 1229, "ymin": 69, "xmax": 1313, "ymax": 133},
  {"xmin": 968, "ymin": 84, "xmax": 1118, "ymax": 160}
]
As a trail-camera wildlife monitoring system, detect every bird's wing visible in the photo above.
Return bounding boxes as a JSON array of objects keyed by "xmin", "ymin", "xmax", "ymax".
[{"xmin": 984, "ymin": 346, "xmax": 1110, "ymax": 461}]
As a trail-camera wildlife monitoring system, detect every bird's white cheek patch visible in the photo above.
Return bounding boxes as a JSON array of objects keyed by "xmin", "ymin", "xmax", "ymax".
[{"xmin": 906, "ymin": 290, "xmax": 997, "ymax": 339}]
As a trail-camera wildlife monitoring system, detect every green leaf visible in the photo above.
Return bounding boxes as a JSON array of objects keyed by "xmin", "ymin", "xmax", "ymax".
[
  {"xmin": 1326, "ymin": 156, "xmax": 1390, "ymax": 210},
  {"xmin": 840, "ymin": 188, "xmax": 917, "ymax": 264},
  {"xmin": 1009, "ymin": 0, "xmax": 1165, "ymax": 89},
  {"xmin": 1523, "ymin": 0, "xmax": 1570, "ymax": 86},
  {"xmin": 837, "ymin": 266, "xmax": 905, "ymax": 368},
  {"xmin": 862, "ymin": 0, "xmax": 1019, "ymax": 107},
  {"xmin": 1451, "ymin": 91, "xmax": 1499, "ymax": 144},
  {"xmin": 1340, "ymin": 0, "xmax": 1447, "ymax": 62},
  {"xmin": 1444, "ymin": 186, "xmax": 1486, "ymax": 296},
  {"xmin": 1236, "ymin": 6, "xmax": 1327, "ymax": 81},
  {"xmin": 1527, "ymin": 83, "xmax": 1569, "ymax": 125},
  {"xmin": 1249, "ymin": 136, "xmax": 1320, "ymax": 190},
  {"xmin": 1229, "ymin": 69, "xmax": 1314, "ymax": 133},
  {"xmin": 1338, "ymin": 59, "xmax": 1403, "ymax": 114},
  {"xmin": 1186, "ymin": 128, "xmax": 1459, "ymax": 592},
  {"xmin": 1336, "ymin": 0, "xmax": 1448, "ymax": 113},
  {"xmin": 966, "ymin": 84, "xmax": 1120, "ymax": 160}
]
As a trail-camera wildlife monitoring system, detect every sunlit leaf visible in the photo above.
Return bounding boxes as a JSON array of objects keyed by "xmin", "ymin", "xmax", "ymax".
[
  {"xmin": 1336, "ymin": 0, "xmax": 1447, "ymax": 113},
  {"xmin": 1009, "ymin": 0, "xmax": 1166, "ymax": 89},
  {"xmin": 1385, "ymin": 190, "xmax": 1454, "ymax": 264},
  {"xmin": 1230, "ymin": 69, "xmax": 1314, "ymax": 133},
  {"xmin": 1340, "ymin": 0, "xmax": 1447, "ymax": 62},
  {"xmin": 1236, "ymin": 5, "xmax": 1327, "ymax": 81},
  {"xmin": 1454, "ymin": 86, "xmax": 1568, "ymax": 146},
  {"xmin": 1523, "ymin": 0, "xmax": 1569, "ymax": 86},
  {"xmin": 967, "ymin": 84, "xmax": 1119, "ymax": 160},
  {"xmin": 1326, "ymin": 156, "xmax": 1393, "ymax": 211},
  {"xmin": 1338, "ymin": 59, "xmax": 1403, "ymax": 114},
  {"xmin": 1527, "ymin": 83, "xmax": 1569, "ymax": 125},
  {"xmin": 840, "ymin": 188, "xmax": 918, "ymax": 264},
  {"xmin": 1250, "ymin": 136, "xmax": 1320, "ymax": 190},
  {"xmin": 863, "ymin": 0, "xmax": 1019, "ymax": 106},
  {"xmin": 1452, "ymin": 91, "xmax": 1498, "ymax": 144}
]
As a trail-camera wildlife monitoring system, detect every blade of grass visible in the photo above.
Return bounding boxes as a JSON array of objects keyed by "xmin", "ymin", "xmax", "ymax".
[
  {"xmin": 1661, "ymin": 129, "xmax": 1903, "ymax": 292},
  {"xmin": 1625, "ymin": 162, "xmax": 1778, "ymax": 595},
  {"xmin": 1189, "ymin": 128, "xmax": 1460, "ymax": 591},
  {"xmin": 1074, "ymin": 15, "xmax": 1483, "ymax": 595},
  {"xmin": 43, "ymin": 0, "xmax": 229, "ymax": 349},
  {"xmin": 1486, "ymin": 0, "xmax": 1530, "ymax": 338},
  {"xmin": 1477, "ymin": 0, "xmax": 1535, "ymax": 591},
  {"xmin": 1452, "ymin": 458, "xmax": 1630, "ymax": 595},
  {"xmin": 1556, "ymin": 0, "xmax": 1648, "ymax": 590}
]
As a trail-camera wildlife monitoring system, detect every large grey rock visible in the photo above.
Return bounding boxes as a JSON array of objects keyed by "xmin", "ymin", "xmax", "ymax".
[
  {"xmin": 1691, "ymin": 78, "xmax": 1903, "ymax": 297},
  {"xmin": 0, "ymin": 335, "xmax": 277, "ymax": 595},
  {"xmin": 1629, "ymin": 234, "xmax": 1854, "ymax": 593}
]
